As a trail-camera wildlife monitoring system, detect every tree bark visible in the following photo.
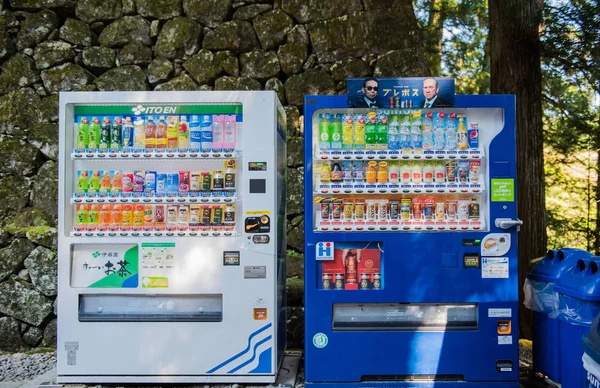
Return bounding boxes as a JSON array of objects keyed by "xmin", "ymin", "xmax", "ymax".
[
  {"xmin": 489, "ymin": 0, "xmax": 546, "ymax": 339},
  {"xmin": 426, "ymin": 0, "xmax": 445, "ymax": 75}
]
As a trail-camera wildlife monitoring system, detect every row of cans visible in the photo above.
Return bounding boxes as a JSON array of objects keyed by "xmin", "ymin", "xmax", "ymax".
[
  {"xmin": 322, "ymin": 273, "xmax": 381, "ymax": 290},
  {"xmin": 76, "ymin": 168, "xmax": 235, "ymax": 194},
  {"xmin": 74, "ymin": 203, "xmax": 235, "ymax": 230},
  {"xmin": 319, "ymin": 197, "xmax": 480, "ymax": 221}
]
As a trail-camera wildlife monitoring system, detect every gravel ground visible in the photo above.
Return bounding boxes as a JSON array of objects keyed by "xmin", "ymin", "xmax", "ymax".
[
  {"xmin": 0, "ymin": 345, "xmax": 549, "ymax": 387},
  {"xmin": 0, "ymin": 351, "xmax": 56, "ymax": 382}
]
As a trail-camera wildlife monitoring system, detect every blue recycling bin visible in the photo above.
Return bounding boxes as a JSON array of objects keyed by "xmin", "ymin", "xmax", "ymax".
[
  {"xmin": 554, "ymin": 257, "xmax": 600, "ymax": 388},
  {"xmin": 526, "ymin": 248, "xmax": 594, "ymax": 383},
  {"xmin": 582, "ymin": 313, "xmax": 600, "ymax": 387}
]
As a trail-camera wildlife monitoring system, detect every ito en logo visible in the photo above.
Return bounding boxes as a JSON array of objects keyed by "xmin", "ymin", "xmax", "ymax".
[
  {"xmin": 316, "ymin": 242, "xmax": 334, "ymax": 260},
  {"xmin": 132, "ymin": 105, "xmax": 177, "ymax": 116},
  {"xmin": 313, "ymin": 333, "xmax": 328, "ymax": 348}
]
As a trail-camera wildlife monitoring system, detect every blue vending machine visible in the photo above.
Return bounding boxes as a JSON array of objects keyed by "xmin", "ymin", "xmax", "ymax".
[{"xmin": 304, "ymin": 93, "xmax": 520, "ymax": 388}]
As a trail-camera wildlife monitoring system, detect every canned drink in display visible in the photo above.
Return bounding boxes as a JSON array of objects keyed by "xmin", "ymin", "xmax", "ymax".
[
  {"xmin": 423, "ymin": 198, "xmax": 435, "ymax": 220},
  {"xmin": 144, "ymin": 170, "xmax": 156, "ymax": 193},
  {"xmin": 446, "ymin": 161, "xmax": 457, "ymax": 183},
  {"xmin": 322, "ymin": 273, "xmax": 332, "ymax": 289},
  {"xmin": 166, "ymin": 204, "xmax": 178, "ymax": 227},
  {"xmin": 121, "ymin": 204, "xmax": 133, "ymax": 227},
  {"xmin": 343, "ymin": 200, "xmax": 354, "ymax": 220},
  {"xmin": 334, "ymin": 274, "xmax": 344, "ymax": 290},
  {"xmin": 458, "ymin": 160, "xmax": 469, "ymax": 183},
  {"xmin": 179, "ymin": 171, "xmax": 190, "ymax": 192},
  {"xmin": 412, "ymin": 199, "xmax": 423, "ymax": 220},
  {"xmin": 401, "ymin": 199, "xmax": 411, "ymax": 220},
  {"xmin": 372, "ymin": 273, "xmax": 381, "ymax": 290},
  {"xmin": 366, "ymin": 200, "xmax": 377, "ymax": 221},
  {"xmin": 469, "ymin": 161, "xmax": 481, "ymax": 182},
  {"xmin": 458, "ymin": 198, "xmax": 469, "ymax": 221},
  {"xmin": 224, "ymin": 205, "xmax": 235, "ymax": 224},
  {"xmin": 378, "ymin": 200, "xmax": 389, "ymax": 221},
  {"xmin": 133, "ymin": 204, "xmax": 144, "ymax": 228},
  {"xmin": 212, "ymin": 205, "xmax": 223, "ymax": 225},
  {"xmin": 122, "ymin": 173, "xmax": 134, "ymax": 192},
  {"xmin": 156, "ymin": 173, "xmax": 167, "ymax": 194},
  {"xmin": 436, "ymin": 201, "xmax": 446, "ymax": 220},
  {"xmin": 469, "ymin": 198, "xmax": 480, "ymax": 220},
  {"xmin": 354, "ymin": 201, "xmax": 365, "ymax": 220},
  {"xmin": 331, "ymin": 200, "xmax": 342, "ymax": 220},
  {"xmin": 389, "ymin": 200, "xmax": 399, "ymax": 220},
  {"xmin": 190, "ymin": 204, "xmax": 201, "ymax": 226},
  {"xmin": 143, "ymin": 204, "xmax": 154, "ymax": 227},
  {"xmin": 201, "ymin": 172, "xmax": 212, "ymax": 191},
  {"xmin": 212, "ymin": 170, "xmax": 224, "ymax": 190},
  {"xmin": 359, "ymin": 274, "xmax": 370, "ymax": 290},
  {"xmin": 178, "ymin": 205, "xmax": 189, "ymax": 229},
  {"xmin": 133, "ymin": 170, "xmax": 145, "ymax": 192},
  {"xmin": 468, "ymin": 122, "xmax": 479, "ymax": 149},
  {"xmin": 154, "ymin": 204, "xmax": 166, "ymax": 227},
  {"xmin": 201, "ymin": 205, "xmax": 212, "ymax": 225},
  {"xmin": 446, "ymin": 200, "xmax": 458, "ymax": 220},
  {"xmin": 167, "ymin": 173, "xmax": 179, "ymax": 192},
  {"xmin": 320, "ymin": 201, "xmax": 331, "ymax": 220},
  {"xmin": 190, "ymin": 172, "xmax": 201, "ymax": 191}
]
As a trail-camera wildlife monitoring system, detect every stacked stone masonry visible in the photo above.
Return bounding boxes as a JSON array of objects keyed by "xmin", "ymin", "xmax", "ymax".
[{"xmin": 0, "ymin": 0, "xmax": 428, "ymax": 351}]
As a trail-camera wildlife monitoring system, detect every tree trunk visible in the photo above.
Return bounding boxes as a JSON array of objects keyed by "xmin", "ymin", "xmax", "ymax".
[
  {"xmin": 595, "ymin": 147, "xmax": 600, "ymax": 256},
  {"xmin": 426, "ymin": 0, "xmax": 445, "ymax": 75},
  {"xmin": 489, "ymin": 0, "xmax": 546, "ymax": 340}
]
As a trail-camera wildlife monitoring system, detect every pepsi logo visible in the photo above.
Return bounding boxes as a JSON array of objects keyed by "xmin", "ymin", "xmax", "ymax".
[{"xmin": 469, "ymin": 131, "xmax": 478, "ymax": 139}]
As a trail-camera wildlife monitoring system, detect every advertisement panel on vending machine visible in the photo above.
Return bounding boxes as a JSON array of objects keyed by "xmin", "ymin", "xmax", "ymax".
[
  {"xmin": 57, "ymin": 91, "xmax": 287, "ymax": 384},
  {"xmin": 304, "ymin": 77, "xmax": 521, "ymax": 387}
]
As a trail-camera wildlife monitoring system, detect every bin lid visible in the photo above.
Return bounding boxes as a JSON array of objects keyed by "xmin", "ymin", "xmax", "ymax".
[
  {"xmin": 528, "ymin": 248, "xmax": 594, "ymax": 283},
  {"xmin": 555, "ymin": 259, "xmax": 600, "ymax": 301},
  {"xmin": 582, "ymin": 313, "xmax": 600, "ymax": 363}
]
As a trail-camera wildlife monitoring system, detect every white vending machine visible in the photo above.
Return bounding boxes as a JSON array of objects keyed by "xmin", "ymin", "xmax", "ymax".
[{"xmin": 57, "ymin": 91, "xmax": 287, "ymax": 384}]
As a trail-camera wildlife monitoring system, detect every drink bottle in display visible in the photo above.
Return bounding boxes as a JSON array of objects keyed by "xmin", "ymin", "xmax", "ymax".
[
  {"xmin": 144, "ymin": 116, "xmax": 156, "ymax": 149},
  {"xmin": 422, "ymin": 112, "xmax": 434, "ymax": 150},
  {"xmin": 89, "ymin": 170, "xmax": 101, "ymax": 193},
  {"xmin": 353, "ymin": 114, "xmax": 365, "ymax": 149},
  {"xmin": 88, "ymin": 117, "xmax": 101, "ymax": 148},
  {"xmin": 200, "ymin": 115, "xmax": 213, "ymax": 151},
  {"xmin": 121, "ymin": 117, "xmax": 133, "ymax": 148},
  {"xmin": 457, "ymin": 114, "xmax": 468, "ymax": 149},
  {"xmin": 111, "ymin": 171, "xmax": 123, "ymax": 193},
  {"xmin": 445, "ymin": 113, "xmax": 458, "ymax": 149},
  {"xmin": 434, "ymin": 161, "xmax": 445, "ymax": 183},
  {"xmin": 179, "ymin": 116, "xmax": 190, "ymax": 148},
  {"xmin": 400, "ymin": 161, "xmax": 411, "ymax": 184},
  {"xmin": 342, "ymin": 161, "xmax": 353, "ymax": 183},
  {"xmin": 433, "ymin": 112, "xmax": 446, "ymax": 150},
  {"xmin": 423, "ymin": 161, "xmax": 434, "ymax": 183},
  {"xmin": 133, "ymin": 117, "xmax": 145, "ymax": 148},
  {"xmin": 100, "ymin": 117, "xmax": 111, "ymax": 148},
  {"xmin": 331, "ymin": 162, "xmax": 343, "ymax": 183},
  {"xmin": 223, "ymin": 115, "xmax": 236, "ymax": 150},
  {"xmin": 376, "ymin": 115, "xmax": 388, "ymax": 150},
  {"xmin": 468, "ymin": 121, "xmax": 479, "ymax": 149},
  {"xmin": 400, "ymin": 115, "xmax": 411, "ymax": 152},
  {"xmin": 189, "ymin": 115, "xmax": 201, "ymax": 149},
  {"xmin": 76, "ymin": 204, "xmax": 88, "ymax": 227},
  {"xmin": 319, "ymin": 114, "xmax": 331, "ymax": 150},
  {"xmin": 387, "ymin": 115, "xmax": 400, "ymax": 150},
  {"xmin": 365, "ymin": 117, "xmax": 377, "ymax": 150},
  {"xmin": 211, "ymin": 115, "xmax": 223, "ymax": 149},
  {"xmin": 77, "ymin": 170, "xmax": 89, "ymax": 192},
  {"xmin": 111, "ymin": 117, "xmax": 122, "ymax": 149},
  {"xmin": 100, "ymin": 171, "xmax": 111, "ymax": 193},
  {"xmin": 77, "ymin": 117, "xmax": 89, "ymax": 148},
  {"xmin": 155, "ymin": 116, "xmax": 168, "ymax": 149},
  {"xmin": 167, "ymin": 116, "xmax": 179, "ymax": 148},
  {"xmin": 388, "ymin": 161, "xmax": 399, "ymax": 183},
  {"xmin": 352, "ymin": 161, "xmax": 365, "ymax": 182},
  {"xmin": 88, "ymin": 204, "xmax": 99, "ymax": 227},
  {"xmin": 342, "ymin": 114, "xmax": 353, "ymax": 150},
  {"xmin": 329, "ymin": 114, "xmax": 343, "ymax": 149},
  {"xmin": 411, "ymin": 161, "xmax": 422, "ymax": 184}
]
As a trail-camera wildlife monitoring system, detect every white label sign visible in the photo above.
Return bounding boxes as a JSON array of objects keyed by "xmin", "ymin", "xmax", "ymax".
[
  {"xmin": 498, "ymin": 336, "xmax": 513, "ymax": 345},
  {"xmin": 488, "ymin": 308, "xmax": 512, "ymax": 318},
  {"xmin": 316, "ymin": 242, "xmax": 334, "ymax": 261},
  {"xmin": 482, "ymin": 257, "xmax": 509, "ymax": 278}
]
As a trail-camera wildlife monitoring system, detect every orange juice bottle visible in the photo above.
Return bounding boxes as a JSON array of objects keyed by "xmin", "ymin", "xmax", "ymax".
[
  {"xmin": 122, "ymin": 204, "xmax": 133, "ymax": 227},
  {"xmin": 144, "ymin": 204, "xmax": 154, "ymax": 227},
  {"xmin": 111, "ymin": 204, "xmax": 123, "ymax": 227},
  {"xmin": 133, "ymin": 204, "xmax": 144, "ymax": 228},
  {"xmin": 377, "ymin": 162, "xmax": 388, "ymax": 183},
  {"xmin": 100, "ymin": 204, "xmax": 112, "ymax": 226},
  {"xmin": 111, "ymin": 171, "xmax": 122, "ymax": 193},
  {"xmin": 366, "ymin": 161, "xmax": 377, "ymax": 184},
  {"xmin": 100, "ymin": 171, "xmax": 111, "ymax": 192}
]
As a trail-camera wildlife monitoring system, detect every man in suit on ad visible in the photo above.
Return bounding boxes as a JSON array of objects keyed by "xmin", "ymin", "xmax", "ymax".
[
  {"xmin": 351, "ymin": 77, "xmax": 384, "ymax": 108},
  {"xmin": 420, "ymin": 77, "xmax": 451, "ymax": 108}
]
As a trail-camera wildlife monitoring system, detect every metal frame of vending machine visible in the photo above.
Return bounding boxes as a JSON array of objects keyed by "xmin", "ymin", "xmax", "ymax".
[
  {"xmin": 57, "ymin": 91, "xmax": 287, "ymax": 384},
  {"xmin": 304, "ymin": 94, "xmax": 520, "ymax": 387}
]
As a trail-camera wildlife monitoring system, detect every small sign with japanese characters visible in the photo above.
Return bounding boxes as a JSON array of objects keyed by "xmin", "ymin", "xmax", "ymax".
[{"xmin": 71, "ymin": 244, "xmax": 138, "ymax": 288}]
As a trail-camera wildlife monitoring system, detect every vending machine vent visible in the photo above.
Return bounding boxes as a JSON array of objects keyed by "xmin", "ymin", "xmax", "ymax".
[{"xmin": 361, "ymin": 374, "xmax": 466, "ymax": 382}]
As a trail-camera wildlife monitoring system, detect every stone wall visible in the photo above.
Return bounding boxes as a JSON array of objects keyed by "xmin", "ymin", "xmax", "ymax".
[{"xmin": 0, "ymin": 0, "xmax": 427, "ymax": 351}]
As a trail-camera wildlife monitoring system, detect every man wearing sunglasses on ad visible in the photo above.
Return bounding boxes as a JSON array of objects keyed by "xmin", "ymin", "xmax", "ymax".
[{"xmin": 352, "ymin": 77, "xmax": 383, "ymax": 108}]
